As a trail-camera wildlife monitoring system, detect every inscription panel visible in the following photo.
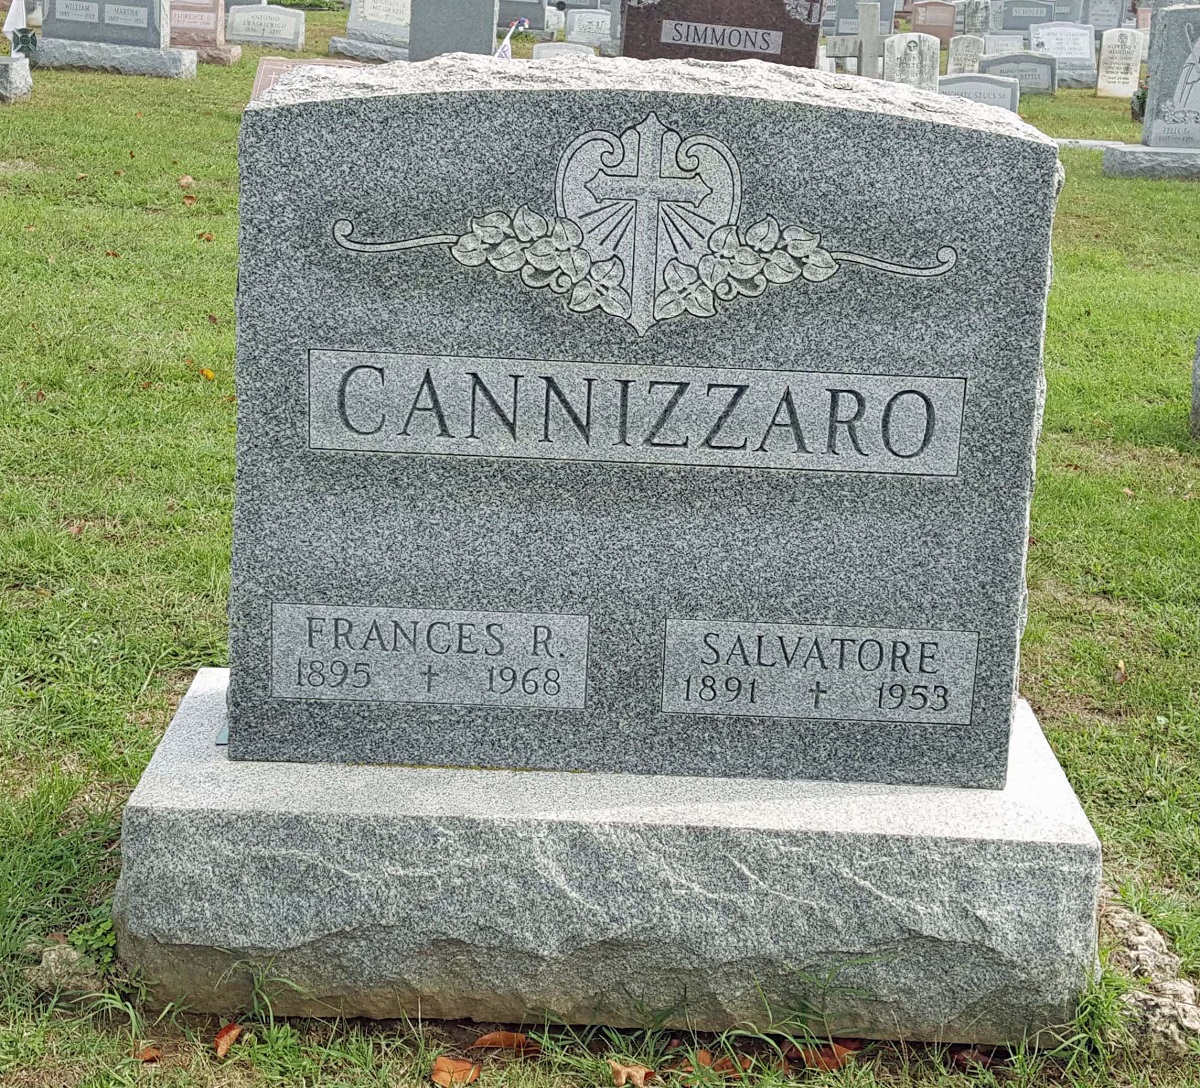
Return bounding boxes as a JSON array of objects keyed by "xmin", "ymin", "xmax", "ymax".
[
  {"xmin": 107, "ymin": 4, "xmax": 150, "ymax": 25},
  {"xmin": 662, "ymin": 618, "xmax": 979, "ymax": 724},
  {"xmin": 55, "ymin": 0, "xmax": 99, "ymax": 21},
  {"xmin": 309, "ymin": 351, "xmax": 967, "ymax": 476},
  {"xmin": 271, "ymin": 603, "xmax": 589, "ymax": 708},
  {"xmin": 659, "ymin": 20, "xmax": 785, "ymax": 54}
]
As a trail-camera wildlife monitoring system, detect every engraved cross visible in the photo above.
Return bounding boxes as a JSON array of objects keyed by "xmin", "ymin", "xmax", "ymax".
[
  {"xmin": 584, "ymin": 112, "xmax": 712, "ymax": 335},
  {"xmin": 420, "ymin": 664, "xmax": 440, "ymax": 693},
  {"xmin": 808, "ymin": 682, "xmax": 830, "ymax": 709}
]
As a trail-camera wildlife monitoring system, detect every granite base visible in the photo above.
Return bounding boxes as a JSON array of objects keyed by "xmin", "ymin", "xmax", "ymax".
[
  {"xmin": 195, "ymin": 42, "xmax": 242, "ymax": 64},
  {"xmin": 114, "ymin": 669, "xmax": 1101, "ymax": 1044},
  {"xmin": 36, "ymin": 37, "xmax": 197, "ymax": 77},
  {"xmin": 0, "ymin": 56, "xmax": 32, "ymax": 101},
  {"xmin": 1103, "ymin": 145, "xmax": 1200, "ymax": 179},
  {"xmin": 328, "ymin": 35, "xmax": 408, "ymax": 62}
]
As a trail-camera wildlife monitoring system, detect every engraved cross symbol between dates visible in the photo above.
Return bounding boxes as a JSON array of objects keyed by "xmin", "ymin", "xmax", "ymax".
[{"xmin": 584, "ymin": 113, "xmax": 713, "ymax": 336}]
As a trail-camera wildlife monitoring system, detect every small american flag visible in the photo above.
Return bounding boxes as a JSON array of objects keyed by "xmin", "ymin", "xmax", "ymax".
[{"xmin": 494, "ymin": 24, "xmax": 515, "ymax": 59}]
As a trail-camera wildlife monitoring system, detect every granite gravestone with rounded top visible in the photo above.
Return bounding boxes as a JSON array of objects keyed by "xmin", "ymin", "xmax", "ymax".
[
  {"xmin": 1096, "ymin": 25, "xmax": 1141, "ymax": 95},
  {"xmin": 112, "ymin": 57, "xmax": 1101, "ymax": 1047},
  {"xmin": 621, "ymin": 0, "xmax": 825, "ymax": 66},
  {"xmin": 884, "ymin": 30, "xmax": 941, "ymax": 86},
  {"xmin": 939, "ymin": 70, "xmax": 1022, "ymax": 106},
  {"xmin": 980, "ymin": 47, "xmax": 1059, "ymax": 87}
]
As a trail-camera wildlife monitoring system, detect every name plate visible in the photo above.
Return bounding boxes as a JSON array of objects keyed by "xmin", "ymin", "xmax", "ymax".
[
  {"xmin": 271, "ymin": 603, "xmax": 589, "ymax": 708},
  {"xmin": 310, "ymin": 351, "xmax": 967, "ymax": 477},
  {"xmin": 660, "ymin": 19, "xmax": 784, "ymax": 54},
  {"xmin": 171, "ymin": 9, "xmax": 216, "ymax": 27},
  {"xmin": 661, "ymin": 618, "xmax": 979, "ymax": 724},
  {"xmin": 106, "ymin": 3, "xmax": 149, "ymax": 24},
  {"xmin": 55, "ymin": 0, "xmax": 99, "ymax": 22}
]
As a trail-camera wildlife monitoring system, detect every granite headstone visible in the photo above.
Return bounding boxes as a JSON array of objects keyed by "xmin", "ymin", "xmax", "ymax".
[
  {"xmin": 883, "ymin": 30, "xmax": 941, "ymax": 86},
  {"xmin": 38, "ymin": 0, "xmax": 197, "ymax": 74},
  {"xmin": 499, "ymin": 0, "xmax": 547, "ymax": 30},
  {"xmin": 939, "ymin": 69, "xmax": 1022, "ymax": 104},
  {"xmin": 409, "ymin": 0, "xmax": 498, "ymax": 60},
  {"xmin": 620, "ymin": 0, "xmax": 825, "ymax": 67},
  {"xmin": 227, "ymin": 3, "xmax": 303, "ymax": 48},
  {"xmin": 964, "ymin": 0, "xmax": 991, "ymax": 32},
  {"xmin": 564, "ymin": 5, "xmax": 610, "ymax": 41},
  {"xmin": 170, "ymin": 0, "xmax": 240, "ymax": 63},
  {"xmin": 984, "ymin": 28, "xmax": 1024, "ymax": 46},
  {"xmin": 532, "ymin": 38, "xmax": 595, "ymax": 54},
  {"xmin": 329, "ymin": 0, "xmax": 408, "ymax": 62},
  {"xmin": 948, "ymin": 31, "xmax": 986, "ymax": 67},
  {"xmin": 251, "ymin": 54, "xmax": 363, "ymax": 99},
  {"xmin": 0, "ymin": 53, "xmax": 32, "ymax": 99},
  {"xmin": 1030, "ymin": 20, "xmax": 1097, "ymax": 85},
  {"xmin": 912, "ymin": 0, "xmax": 957, "ymax": 42},
  {"xmin": 1095, "ymin": 25, "xmax": 1141, "ymax": 93},
  {"xmin": 1143, "ymin": 3, "xmax": 1200, "ymax": 147},
  {"xmin": 979, "ymin": 47, "xmax": 1058, "ymax": 88},
  {"xmin": 1001, "ymin": 0, "xmax": 1054, "ymax": 31}
]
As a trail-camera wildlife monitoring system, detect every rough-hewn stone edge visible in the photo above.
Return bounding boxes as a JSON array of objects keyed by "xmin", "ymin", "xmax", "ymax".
[
  {"xmin": 328, "ymin": 35, "xmax": 410, "ymax": 61},
  {"xmin": 249, "ymin": 51, "xmax": 1054, "ymax": 150},
  {"xmin": 195, "ymin": 42, "xmax": 243, "ymax": 64},
  {"xmin": 1102, "ymin": 145, "xmax": 1200, "ymax": 179},
  {"xmin": 36, "ymin": 37, "xmax": 198, "ymax": 77}
]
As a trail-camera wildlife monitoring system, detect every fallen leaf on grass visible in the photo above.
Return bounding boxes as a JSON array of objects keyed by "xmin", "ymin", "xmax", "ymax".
[
  {"xmin": 207, "ymin": 313, "xmax": 219, "ymax": 325},
  {"xmin": 182, "ymin": 194, "xmax": 198, "ymax": 207},
  {"xmin": 1122, "ymin": 487, "xmax": 1135, "ymax": 498},
  {"xmin": 198, "ymin": 231, "xmax": 214, "ymax": 242},
  {"xmin": 183, "ymin": 357, "xmax": 194, "ymax": 366},
  {"xmin": 469, "ymin": 1031, "xmax": 539, "ymax": 1055},
  {"xmin": 66, "ymin": 521, "xmax": 84, "ymax": 537},
  {"xmin": 33, "ymin": 390, "xmax": 46, "ymax": 402},
  {"xmin": 115, "ymin": 169, "xmax": 126, "ymax": 177},
  {"xmin": 1115, "ymin": 659, "xmax": 1128, "ymax": 684},
  {"xmin": 951, "ymin": 1047, "xmax": 1001, "ymax": 1071},
  {"xmin": 786, "ymin": 1039, "xmax": 862, "ymax": 1072},
  {"xmin": 105, "ymin": 250, "xmax": 120, "ymax": 258},
  {"xmin": 177, "ymin": 174, "xmax": 194, "ymax": 188},
  {"xmin": 431, "ymin": 1056, "xmax": 481, "ymax": 1087},
  {"xmin": 610, "ymin": 1059, "xmax": 655, "ymax": 1088},
  {"xmin": 135, "ymin": 1046, "xmax": 161, "ymax": 1063},
  {"xmin": 75, "ymin": 173, "xmax": 88, "ymax": 180},
  {"xmin": 23, "ymin": 224, "xmax": 35, "ymax": 231},
  {"xmin": 214, "ymin": 1022, "xmax": 242, "ymax": 1059},
  {"xmin": 199, "ymin": 367, "xmax": 215, "ymax": 381},
  {"xmin": 129, "ymin": 150, "xmax": 136, "ymax": 159},
  {"xmin": 709, "ymin": 1055, "xmax": 752, "ymax": 1079}
]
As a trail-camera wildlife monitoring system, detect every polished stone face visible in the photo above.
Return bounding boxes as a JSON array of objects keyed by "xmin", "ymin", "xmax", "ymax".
[
  {"xmin": 621, "ymin": 0, "xmax": 824, "ymax": 66},
  {"xmin": 1143, "ymin": 3, "xmax": 1200, "ymax": 148},
  {"xmin": 41, "ymin": 0, "xmax": 168, "ymax": 48},
  {"xmin": 230, "ymin": 56, "xmax": 1060, "ymax": 788}
]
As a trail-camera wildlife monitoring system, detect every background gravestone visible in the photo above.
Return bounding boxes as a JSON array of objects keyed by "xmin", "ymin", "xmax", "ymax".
[
  {"xmin": 170, "ymin": 0, "xmax": 240, "ymax": 63},
  {"xmin": 1001, "ymin": 0, "xmax": 1055, "ymax": 33},
  {"xmin": 984, "ymin": 29, "xmax": 1024, "ymax": 47},
  {"xmin": 621, "ymin": 0, "xmax": 825, "ymax": 67},
  {"xmin": 979, "ymin": 47, "xmax": 1058, "ymax": 88},
  {"xmin": 912, "ymin": 0, "xmax": 957, "ymax": 42},
  {"xmin": 1142, "ymin": 3, "xmax": 1200, "ymax": 147},
  {"xmin": 883, "ymin": 30, "xmax": 941, "ymax": 86},
  {"xmin": 964, "ymin": 0, "xmax": 991, "ymax": 32},
  {"xmin": 227, "ymin": 2, "xmax": 302, "ymax": 47},
  {"xmin": 533, "ymin": 38, "xmax": 594, "ymax": 54},
  {"xmin": 1095, "ymin": 25, "xmax": 1141, "ymax": 94},
  {"xmin": 250, "ymin": 54, "xmax": 362, "ymax": 99},
  {"xmin": 38, "ymin": 0, "xmax": 197, "ymax": 75},
  {"xmin": 948, "ymin": 32, "xmax": 986, "ymax": 68},
  {"xmin": 1083, "ymin": 0, "xmax": 1125, "ymax": 26},
  {"xmin": 939, "ymin": 69, "xmax": 1022, "ymax": 105},
  {"xmin": 408, "ymin": 0, "xmax": 498, "ymax": 60},
  {"xmin": 1030, "ymin": 20, "xmax": 1097, "ymax": 85},
  {"xmin": 0, "ymin": 53, "xmax": 32, "ymax": 100},
  {"xmin": 498, "ymin": 0, "xmax": 547, "ymax": 30},
  {"xmin": 1053, "ymin": 0, "xmax": 1083, "ymax": 18},
  {"xmin": 564, "ymin": 5, "xmax": 610, "ymax": 42},
  {"xmin": 329, "ymin": 0, "xmax": 408, "ymax": 61}
]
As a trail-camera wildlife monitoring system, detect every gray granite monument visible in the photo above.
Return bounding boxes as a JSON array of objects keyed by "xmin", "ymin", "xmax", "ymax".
[
  {"xmin": 979, "ymin": 47, "xmax": 1059, "ymax": 88},
  {"xmin": 37, "ymin": 0, "xmax": 197, "ymax": 75},
  {"xmin": 409, "ymin": 0, "xmax": 498, "ymax": 59},
  {"xmin": 0, "ymin": 53, "xmax": 32, "ymax": 100},
  {"xmin": 1030, "ymin": 20, "xmax": 1097, "ymax": 84},
  {"xmin": 1143, "ymin": 4, "xmax": 1200, "ymax": 146},
  {"xmin": 1001, "ymin": 0, "xmax": 1054, "ymax": 32},
  {"xmin": 112, "ymin": 56, "xmax": 1100, "ymax": 1043},
  {"xmin": 329, "ymin": 0, "xmax": 408, "ymax": 62},
  {"xmin": 226, "ymin": 2, "xmax": 303, "ymax": 48},
  {"xmin": 940, "ymin": 69, "xmax": 1022, "ymax": 106},
  {"xmin": 498, "ymin": 0, "xmax": 548, "ymax": 31},
  {"xmin": 948, "ymin": 31, "xmax": 987, "ymax": 68}
]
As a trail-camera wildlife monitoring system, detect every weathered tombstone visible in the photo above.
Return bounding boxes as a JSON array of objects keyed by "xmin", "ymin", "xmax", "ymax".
[
  {"xmin": 250, "ymin": 54, "xmax": 363, "ymax": 100},
  {"xmin": 835, "ymin": 0, "xmax": 895, "ymax": 33},
  {"xmin": 948, "ymin": 30, "xmax": 986, "ymax": 66},
  {"xmin": 857, "ymin": 0, "xmax": 884, "ymax": 73},
  {"xmin": 544, "ymin": 3, "xmax": 563, "ymax": 30},
  {"xmin": 985, "ymin": 28, "xmax": 1024, "ymax": 46},
  {"xmin": 227, "ymin": 3, "xmax": 303, "ymax": 48},
  {"xmin": 113, "ymin": 55, "xmax": 1100, "ymax": 1044},
  {"xmin": 964, "ymin": 0, "xmax": 991, "ymax": 32},
  {"xmin": 37, "ymin": 0, "xmax": 196, "ymax": 77},
  {"xmin": 1030, "ymin": 20, "xmax": 1097, "ymax": 84},
  {"xmin": 1142, "ymin": 3, "xmax": 1200, "ymax": 147},
  {"xmin": 979, "ymin": 47, "xmax": 1059, "ymax": 88},
  {"xmin": 1096, "ymin": 25, "xmax": 1142, "ymax": 93},
  {"xmin": 1001, "ymin": 0, "xmax": 1054, "ymax": 32},
  {"xmin": 1053, "ymin": 0, "xmax": 1083, "ymax": 18},
  {"xmin": 883, "ymin": 30, "xmax": 941, "ymax": 86},
  {"xmin": 912, "ymin": 0, "xmax": 957, "ymax": 41},
  {"xmin": 408, "ymin": 0, "xmax": 498, "ymax": 58},
  {"xmin": 170, "ymin": 0, "xmax": 239, "ymax": 63},
  {"xmin": 1083, "ymin": 0, "xmax": 1124, "ymax": 26},
  {"xmin": 532, "ymin": 38, "xmax": 594, "ymax": 54},
  {"xmin": 940, "ymin": 68, "xmax": 1022, "ymax": 103},
  {"xmin": 0, "ymin": 53, "xmax": 32, "ymax": 100},
  {"xmin": 329, "ymin": 0, "xmax": 408, "ymax": 62},
  {"xmin": 564, "ymin": 5, "xmax": 609, "ymax": 42},
  {"xmin": 620, "ymin": 0, "xmax": 825, "ymax": 66},
  {"xmin": 989, "ymin": 0, "xmax": 1005, "ymax": 27},
  {"xmin": 499, "ymin": 0, "xmax": 547, "ymax": 31}
]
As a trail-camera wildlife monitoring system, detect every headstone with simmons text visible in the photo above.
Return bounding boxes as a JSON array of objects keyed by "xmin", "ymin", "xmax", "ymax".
[{"xmin": 620, "ymin": 0, "xmax": 825, "ymax": 67}]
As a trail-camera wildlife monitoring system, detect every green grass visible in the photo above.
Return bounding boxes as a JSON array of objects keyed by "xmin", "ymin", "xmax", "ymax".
[{"xmin": 1, "ymin": 23, "xmax": 1200, "ymax": 1087}]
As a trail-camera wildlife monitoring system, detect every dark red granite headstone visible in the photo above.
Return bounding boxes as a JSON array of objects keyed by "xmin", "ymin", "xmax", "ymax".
[{"xmin": 620, "ymin": 0, "xmax": 826, "ymax": 67}]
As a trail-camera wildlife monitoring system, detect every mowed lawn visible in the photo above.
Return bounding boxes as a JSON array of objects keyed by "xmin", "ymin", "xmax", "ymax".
[{"xmin": 1, "ymin": 17, "xmax": 1200, "ymax": 1086}]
